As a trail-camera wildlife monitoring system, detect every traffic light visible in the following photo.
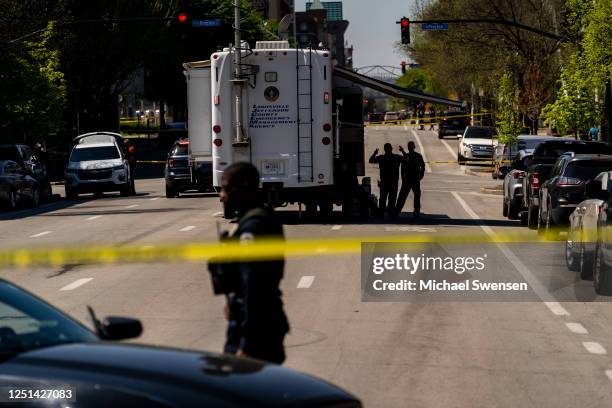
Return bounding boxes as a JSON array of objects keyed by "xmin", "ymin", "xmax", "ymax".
[
  {"xmin": 400, "ymin": 61, "xmax": 407, "ymax": 74},
  {"xmin": 400, "ymin": 17, "xmax": 410, "ymax": 44},
  {"xmin": 178, "ymin": 12, "xmax": 188, "ymax": 23}
]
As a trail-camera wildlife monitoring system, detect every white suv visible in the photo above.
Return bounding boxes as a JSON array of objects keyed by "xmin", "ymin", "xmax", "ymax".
[
  {"xmin": 457, "ymin": 126, "xmax": 498, "ymax": 165},
  {"xmin": 65, "ymin": 136, "xmax": 134, "ymax": 199}
]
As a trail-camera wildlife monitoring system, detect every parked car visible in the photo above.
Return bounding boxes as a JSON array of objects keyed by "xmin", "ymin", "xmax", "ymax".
[
  {"xmin": 0, "ymin": 144, "xmax": 52, "ymax": 202},
  {"xmin": 383, "ymin": 111, "xmax": 400, "ymax": 124},
  {"xmin": 438, "ymin": 111, "xmax": 469, "ymax": 139},
  {"xmin": 502, "ymin": 150, "xmax": 532, "ymax": 221},
  {"xmin": 367, "ymin": 112, "xmax": 385, "ymax": 123},
  {"xmin": 538, "ymin": 153, "xmax": 612, "ymax": 237},
  {"xmin": 0, "ymin": 160, "xmax": 40, "ymax": 210},
  {"xmin": 522, "ymin": 140, "xmax": 610, "ymax": 229},
  {"xmin": 0, "ymin": 278, "xmax": 362, "ymax": 407},
  {"xmin": 457, "ymin": 126, "xmax": 498, "ymax": 165},
  {"xmin": 565, "ymin": 171, "xmax": 610, "ymax": 279},
  {"xmin": 492, "ymin": 135, "xmax": 560, "ymax": 179},
  {"xmin": 65, "ymin": 133, "xmax": 135, "ymax": 199},
  {"xmin": 165, "ymin": 139, "xmax": 212, "ymax": 198}
]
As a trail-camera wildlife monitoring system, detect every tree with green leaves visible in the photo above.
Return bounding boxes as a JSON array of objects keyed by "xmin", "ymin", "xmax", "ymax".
[
  {"xmin": 496, "ymin": 72, "xmax": 523, "ymax": 146},
  {"xmin": 388, "ymin": 68, "xmax": 447, "ymax": 111}
]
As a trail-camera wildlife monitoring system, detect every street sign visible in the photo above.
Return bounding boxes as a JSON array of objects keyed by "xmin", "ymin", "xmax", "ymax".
[
  {"xmin": 191, "ymin": 18, "xmax": 223, "ymax": 28},
  {"xmin": 421, "ymin": 22, "xmax": 449, "ymax": 31}
]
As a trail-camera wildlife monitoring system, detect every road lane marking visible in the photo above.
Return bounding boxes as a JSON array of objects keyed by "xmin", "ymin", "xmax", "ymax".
[
  {"xmin": 331, "ymin": 225, "xmax": 342, "ymax": 230},
  {"xmin": 385, "ymin": 226, "xmax": 436, "ymax": 232},
  {"xmin": 583, "ymin": 342, "xmax": 606, "ymax": 355},
  {"xmin": 60, "ymin": 278, "xmax": 93, "ymax": 291},
  {"xmin": 566, "ymin": 322, "xmax": 588, "ymax": 334},
  {"xmin": 409, "ymin": 129, "xmax": 432, "ymax": 173},
  {"xmin": 440, "ymin": 139, "xmax": 457, "ymax": 158},
  {"xmin": 213, "ymin": 211, "xmax": 224, "ymax": 217},
  {"xmin": 30, "ymin": 231, "xmax": 52, "ymax": 238},
  {"xmin": 150, "ymin": 197, "xmax": 159, "ymax": 201},
  {"xmin": 450, "ymin": 191, "xmax": 571, "ymax": 317},
  {"xmin": 297, "ymin": 276, "xmax": 315, "ymax": 288},
  {"xmin": 125, "ymin": 204, "xmax": 139, "ymax": 209},
  {"xmin": 180, "ymin": 226, "xmax": 195, "ymax": 232},
  {"xmin": 86, "ymin": 215, "xmax": 102, "ymax": 221},
  {"xmin": 141, "ymin": 245, "xmax": 154, "ymax": 250}
]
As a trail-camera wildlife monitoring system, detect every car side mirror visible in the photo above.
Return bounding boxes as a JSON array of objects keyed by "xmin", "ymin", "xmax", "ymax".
[
  {"xmin": 100, "ymin": 316, "xmax": 143, "ymax": 341},
  {"xmin": 87, "ymin": 305, "xmax": 142, "ymax": 340}
]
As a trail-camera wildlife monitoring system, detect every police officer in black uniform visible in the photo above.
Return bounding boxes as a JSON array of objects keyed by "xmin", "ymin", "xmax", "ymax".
[
  {"xmin": 393, "ymin": 141, "xmax": 426, "ymax": 219},
  {"xmin": 369, "ymin": 143, "xmax": 402, "ymax": 217},
  {"xmin": 210, "ymin": 162, "xmax": 289, "ymax": 364}
]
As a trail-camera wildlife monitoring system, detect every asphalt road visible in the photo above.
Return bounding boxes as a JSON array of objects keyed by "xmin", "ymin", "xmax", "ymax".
[{"xmin": 3, "ymin": 126, "xmax": 612, "ymax": 407}]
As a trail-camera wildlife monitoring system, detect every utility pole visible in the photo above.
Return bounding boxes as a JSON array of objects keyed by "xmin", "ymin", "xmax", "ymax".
[{"xmin": 233, "ymin": 0, "xmax": 246, "ymax": 144}]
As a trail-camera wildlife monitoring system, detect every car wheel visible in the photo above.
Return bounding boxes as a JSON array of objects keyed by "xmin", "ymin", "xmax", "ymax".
[
  {"xmin": 318, "ymin": 200, "xmax": 333, "ymax": 217},
  {"xmin": 579, "ymin": 240, "xmax": 594, "ymax": 280},
  {"xmin": 527, "ymin": 204, "xmax": 538, "ymax": 230},
  {"xmin": 508, "ymin": 202, "xmax": 520, "ymax": 220},
  {"xmin": 502, "ymin": 199, "xmax": 508, "ymax": 218},
  {"xmin": 457, "ymin": 153, "xmax": 465, "ymax": 165},
  {"xmin": 438, "ymin": 133, "xmax": 443, "ymax": 139},
  {"xmin": 42, "ymin": 183, "xmax": 52, "ymax": 202},
  {"xmin": 31, "ymin": 188, "xmax": 40, "ymax": 208},
  {"xmin": 120, "ymin": 183, "xmax": 131, "ymax": 197},
  {"xmin": 65, "ymin": 187, "xmax": 78, "ymax": 200},
  {"xmin": 130, "ymin": 177, "xmax": 136, "ymax": 195},
  {"xmin": 544, "ymin": 202, "xmax": 558, "ymax": 240},
  {"xmin": 565, "ymin": 232, "xmax": 579, "ymax": 271},
  {"xmin": 5, "ymin": 190, "xmax": 17, "ymax": 210},
  {"xmin": 594, "ymin": 242, "xmax": 612, "ymax": 295},
  {"xmin": 165, "ymin": 186, "xmax": 178, "ymax": 198},
  {"xmin": 223, "ymin": 202, "xmax": 234, "ymax": 219}
]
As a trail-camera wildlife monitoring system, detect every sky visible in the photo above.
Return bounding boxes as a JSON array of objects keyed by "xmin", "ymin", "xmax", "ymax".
[{"xmin": 296, "ymin": 0, "xmax": 417, "ymax": 69}]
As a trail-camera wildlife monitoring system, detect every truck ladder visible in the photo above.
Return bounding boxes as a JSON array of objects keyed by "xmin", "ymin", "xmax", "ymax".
[{"xmin": 296, "ymin": 47, "xmax": 314, "ymax": 182}]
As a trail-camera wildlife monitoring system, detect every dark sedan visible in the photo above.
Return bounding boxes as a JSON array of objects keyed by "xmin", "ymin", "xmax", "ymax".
[
  {"xmin": 0, "ymin": 279, "xmax": 361, "ymax": 407},
  {"xmin": 0, "ymin": 160, "xmax": 39, "ymax": 210},
  {"xmin": 165, "ymin": 139, "xmax": 212, "ymax": 198}
]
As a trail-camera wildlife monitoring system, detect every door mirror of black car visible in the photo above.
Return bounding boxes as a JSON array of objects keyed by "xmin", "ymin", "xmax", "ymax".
[
  {"xmin": 87, "ymin": 305, "xmax": 142, "ymax": 340},
  {"xmin": 100, "ymin": 316, "xmax": 143, "ymax": 341}
]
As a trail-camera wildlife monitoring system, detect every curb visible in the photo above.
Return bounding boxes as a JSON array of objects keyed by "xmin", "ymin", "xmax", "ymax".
[{"xmin": 480, "ymin": 187, "xmax": 503, "ymax": 195}]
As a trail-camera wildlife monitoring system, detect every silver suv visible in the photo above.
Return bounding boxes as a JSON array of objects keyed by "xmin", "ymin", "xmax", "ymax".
[{"xmin": 65, "ymin": 133, "xmax": 134, "ymax": 198}]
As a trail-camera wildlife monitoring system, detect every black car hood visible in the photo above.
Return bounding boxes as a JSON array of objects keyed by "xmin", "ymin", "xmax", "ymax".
[{"xmin": 1, "ymin": 342, "xmax": 356, "ymax": 407}]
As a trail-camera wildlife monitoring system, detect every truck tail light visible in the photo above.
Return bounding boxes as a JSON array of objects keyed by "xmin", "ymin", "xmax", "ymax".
[
  {"xmin": 214, "ymin": 95, "xmax": 220, "ymax": 105},
  {"xmin": 213, "ymin": 139, "xmax": 223, "ymax": 147},
  {"xmin": 322, "ymin": 137, "xmax": 331, "ymax": 145},
  {"xmin": 558, "ymin": 177, "xmax": 583, "ymax": 186},
  {"xmin": 323, "ymin": 123, "xmax": 332, "ymax": 132},
  {"xmin": 324, "ymin": 92, "xmax": 330, "ymax": 104},
  {"xmin": 530, "ymin": 172, "xmax": 540, "ymax": 189},
  {"xmin": 213, "ymin": 125, "xmax": 221, "ymax": 134}
]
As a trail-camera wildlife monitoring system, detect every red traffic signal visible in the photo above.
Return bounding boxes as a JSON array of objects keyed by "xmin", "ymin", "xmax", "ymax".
[
  {"xmin": 400, "ymin": 17, "xmax": 410, "ymax": 44},
  {"xmin": 178, "ymin": 12, "xmax": 188, "ymax": 23}
]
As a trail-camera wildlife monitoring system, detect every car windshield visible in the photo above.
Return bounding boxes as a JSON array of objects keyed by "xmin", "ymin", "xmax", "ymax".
[
  {"xmin": 464, "ymin": 127, "xmax": 497, "ymax": 139},
  {"xmin": 70, "ymin": 146, "xmax": 120, "ymax": 162},
  {"xmin": 0, "ymin": 146, "xmax": 20, "ymax": 162},
  {"xmin": 565, "ymin": 161, "xmax": 612, "ymax": 180},
  {"xmin": 0, "ymin": 281, "xmax": 97, "ymax": 358},
  {"xmin": 172, "ymin": 144, "xmax": 188, "ymax": 156},
  {"xmin": 517, "ymin": 138, "xmax": 549, "ymax": 150}
]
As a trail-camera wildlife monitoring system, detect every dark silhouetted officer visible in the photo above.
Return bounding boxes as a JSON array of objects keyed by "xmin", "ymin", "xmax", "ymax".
[
  {"xmin": 212, "ymin": 162, "xmax": 289, "ymax": 364},
  {"xmin": 394, "ymin": 141, "xmax": 425, "ymax": 219},
  {"xmin": 369, "ymin": 143, "xmax": 402, "ymax": 217}
]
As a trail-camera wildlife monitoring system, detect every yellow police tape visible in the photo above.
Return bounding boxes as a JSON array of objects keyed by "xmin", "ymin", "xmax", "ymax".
[
  {"xmin": 0, "ymin": 230, "xmax": 568, "ymax": 269},
  {"xmin": 367, "ymin": 112, "xmax": 493, "ymax": 127}
]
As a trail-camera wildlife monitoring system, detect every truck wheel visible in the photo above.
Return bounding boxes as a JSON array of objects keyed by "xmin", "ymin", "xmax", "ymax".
[
  {"xmin": 527, "ymin": 204, "xmax": 538, "ymax": 230},
  {"xmin": 318, "ymin": 200, "xmax": 333, "ymax": 217},
  {"xmin": 65, "ymin": 187, "xmax": 78, "ymax": 200},
  {"xmin": 565, "ymin": 237, "xmax": 579, "ymax": 272}
]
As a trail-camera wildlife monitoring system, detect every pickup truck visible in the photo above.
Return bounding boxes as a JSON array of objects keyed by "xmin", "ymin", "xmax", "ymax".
[{"xmin": 523, "ymin": 140, "xmax": 610, "ymax": 229}]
